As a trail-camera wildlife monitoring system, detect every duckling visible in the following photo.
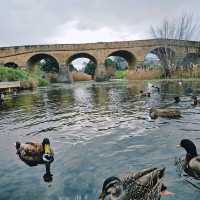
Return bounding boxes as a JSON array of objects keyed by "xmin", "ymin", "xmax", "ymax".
[
  {"xmin": 191, "ymin": 96, "xmax": 200, "ymax": 106},
  {"xmin": 150, "ymin": 107, "xmax": 181, "ymax": 119},
  {"xmin": 140, "ymin": 90, "xmax": 151, "ymax": 97},
  {"xmin": 98, "ymin": 168, "xmax": 173, "ymax": 200},
  {"xmin": 177, "ymin": 139, "xmax": 200, "ymax": 179},
  {"xmin": 16, "ymin": 138, "xmax": 54, "ymax": 182}
]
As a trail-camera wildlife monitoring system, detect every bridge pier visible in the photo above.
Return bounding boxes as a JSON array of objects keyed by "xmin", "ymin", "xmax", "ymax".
[
  {"xmin": 57, "ymin": 64, "xmax": 73, "ymax": 83},
  {"xmin": 95, "ymin": 63, "xmax": 110, "ymax": 82}
]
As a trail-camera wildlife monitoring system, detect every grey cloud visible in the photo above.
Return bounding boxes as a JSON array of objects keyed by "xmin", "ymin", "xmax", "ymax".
[{"xmin": 0, "ymin": 0, "xmax": 200, "ymax": 46}]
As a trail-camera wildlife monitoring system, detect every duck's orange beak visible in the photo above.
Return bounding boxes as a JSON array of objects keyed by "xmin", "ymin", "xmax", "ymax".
[{"xmin": 160, "ymin": 190, "xmax": 174, "ymax": 196}]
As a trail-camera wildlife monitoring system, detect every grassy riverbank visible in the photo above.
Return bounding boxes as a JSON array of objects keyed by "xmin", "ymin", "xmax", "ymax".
[{"xmin": 0, "ymin": 66, "xmax": 49, "ymax": 89}]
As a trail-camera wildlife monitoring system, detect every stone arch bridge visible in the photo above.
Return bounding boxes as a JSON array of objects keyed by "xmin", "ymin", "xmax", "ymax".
[{"xmin": 0, "ymin": 39, "xmax": 200, "ymax": 81}]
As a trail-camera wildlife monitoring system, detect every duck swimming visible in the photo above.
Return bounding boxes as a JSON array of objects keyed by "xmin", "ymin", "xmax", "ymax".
[
  {"xmin": 140, "ymin": 90, "xmax": 151, "ymax": 97},
  {"xmin": 150, "ymin": 108, "xmax": 181, "ymax": 119},
  {"xmin": 174, "ymin": 96, "xmax": 180, "ymax": 103},
  {"xmin": 177, "ymin": 139, "xmax": 200, "ymax": 179},
  {"xmin": 98, "ymin": 168, "xmax": 173, "ymax": 200},
  {"xmin": 152, "ymin": 85, "xmax": 160, "ymax": 92},
  {"xmin": 16, "ymin": 138, "xmax": 54, "ymax": 182},
  {"xmin": 191, "ymin": 96, "xmax": 200, "ymax": 106}
]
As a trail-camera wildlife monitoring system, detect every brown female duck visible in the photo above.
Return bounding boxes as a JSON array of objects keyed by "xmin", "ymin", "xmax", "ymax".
[
  {"xmin": 16, "ymin": 138, "xmax": 54, "ymax": 182},
  {"xmin": 150, "ymin": 108, "xmax": 181, "ymax": 119},
  {"xmin": 98, "ymin": 168, "xmax": 173, "ymax": 200}
]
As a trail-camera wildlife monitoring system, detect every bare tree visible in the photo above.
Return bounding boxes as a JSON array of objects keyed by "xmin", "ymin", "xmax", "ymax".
[{"xmin": 150, "ymin": 14, "xmax": 200, "ymax": 77}]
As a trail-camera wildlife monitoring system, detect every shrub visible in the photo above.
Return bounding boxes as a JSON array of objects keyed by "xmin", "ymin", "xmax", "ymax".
[
  {"xmin": 0, "ymin": 66, "xmax": 49, "ymax": 88},
  {"xmin": 114, "ymin": 70, "xmax": 128, "ymax": 79},
  {"xmin": 0, "ymin": 66, "xmax": 28, "ymax": 81},
  {"xmin": 20, "ymin": 80, "xmax": 37, "ymax": 90},
  {"xmin": 38, "ymin": 78, "xmax": 49, "ymax": 86}
]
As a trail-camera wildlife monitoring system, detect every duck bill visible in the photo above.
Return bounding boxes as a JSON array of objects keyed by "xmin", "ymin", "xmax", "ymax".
[
  {"xmin": 98, "ymin": 192, "xmax": 105, "ymax": 200},
  {"xmin": 176, "ymin": 144, "xmax": 181, "ymax": 148},
  {"xmin": 160, "ymin": 190, "xmax": 174, "ymax": 196},
  {"xmin": 44, "ymin": 144, "xmax": 51, "ymax": 154}
]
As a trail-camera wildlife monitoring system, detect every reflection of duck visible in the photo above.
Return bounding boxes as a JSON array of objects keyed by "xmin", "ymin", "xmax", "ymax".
[
  {"xmin": 150, "ymin": 108, "xmax": 181, "ymax": 119},
  {"xmin": 16, "ymin": 138, "xmax": 54, "ymax": 182},
  {"xmin": 177, "ymin": 139, "xmax": 200, "ymax": 179},
  {"xmin": 98, "ymin": 168, "xmax": 173, "ymax": 200}
]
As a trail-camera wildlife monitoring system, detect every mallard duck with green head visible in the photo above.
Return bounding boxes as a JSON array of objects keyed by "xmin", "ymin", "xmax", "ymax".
[
  {"xmin": 98, "ymin": 167, "xmax": 173, "ymax": 200},
  {"xmin": 177, "ymin": 139, "xmax": 200, "ymax": 179}
]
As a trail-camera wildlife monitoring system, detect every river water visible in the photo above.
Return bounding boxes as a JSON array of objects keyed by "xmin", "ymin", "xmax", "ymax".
[{"xmin": 0, "ymin": 80, "xmax": 200, "ymax": 200}]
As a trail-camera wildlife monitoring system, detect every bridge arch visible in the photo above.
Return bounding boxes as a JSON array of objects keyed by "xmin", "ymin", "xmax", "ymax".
[
  {"xmin": 66, "ymin": 53, "xmax": 97, "ymax": 78},
  {"xmin": 67, "ymin": 53, "xmax": 97, "ymax": 65},
  {"xmin": 27, "ymin": 53, "xmax": 59, "ymax": 73},
  {"xmin": 4, "ymin": 62, "xmax": 18, "ymax": 69},
  {"xmin": 106, "ymin": 50, "xmax": 136, "ymax": 68},
  {"xmin": 144, "ymin": 47, "xmax": 176, "ymax": 68}
]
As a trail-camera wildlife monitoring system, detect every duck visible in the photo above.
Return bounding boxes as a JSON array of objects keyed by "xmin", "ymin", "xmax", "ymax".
[
  {"xmin": 149, "ymin": 107, "xmax": 181, "ymax": 119},
  {"xmin": 98, "ymin": 168, "xmax": 173, "ymax": 200},
  {"xmin": 185, "ymin": 87, "xmax": 193, "ymax": 93},
  {"xmin": 152, "ymin": 85, "xmax": 160, "ymax": 92},
  {"xmin": 191, "ymin": 96, "xmax": 200, "ymax": 106},
  {"xmin": 177, "ymin": 139, "xmax": 200, "ymax": 179},
  {"xmin": 16, "ymin": 138, "xmax": 54, "ymax": 182},
  {"xmin": 140, "ymin": 90, "xmax": 151, "ymax": 97},
  {"xmin": 174, "ymin": 96, "xmax": 180, "ymax": 104}
]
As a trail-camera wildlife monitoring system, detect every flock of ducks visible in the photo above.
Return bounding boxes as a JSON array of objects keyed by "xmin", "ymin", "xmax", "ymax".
[
  {"xmin": 15, "ymin": 85, "xmax": 200, "ymax": 200},
  {"xmin": 140, "ymin": 84, "xmax": 200, "ymax": 120}
]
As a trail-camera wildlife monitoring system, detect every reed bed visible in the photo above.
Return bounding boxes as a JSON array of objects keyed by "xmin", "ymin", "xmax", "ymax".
[
  {"xmin": 72, "ymin": 71, "xmax": 92, "ymax": 81},
  {"xmin": 127, "ymin": 69, "xmax": 162, "ymax": 80}
]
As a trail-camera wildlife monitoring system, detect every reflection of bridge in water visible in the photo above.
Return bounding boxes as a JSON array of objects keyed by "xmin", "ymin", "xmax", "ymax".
[{"xmin": 0, "ymin": 39, "xmax": 200, "ymax": 81}]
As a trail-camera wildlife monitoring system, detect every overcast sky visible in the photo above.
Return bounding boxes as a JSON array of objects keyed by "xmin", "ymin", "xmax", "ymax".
[{"xmin": 0, "ymin": 0, "xmax": 199, "ymax": 47}]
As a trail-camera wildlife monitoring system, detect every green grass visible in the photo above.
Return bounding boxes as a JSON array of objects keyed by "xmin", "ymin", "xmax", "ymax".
[{"xmin": 114, "ymin": 70, "xmax": 128, "ymax": 79}]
